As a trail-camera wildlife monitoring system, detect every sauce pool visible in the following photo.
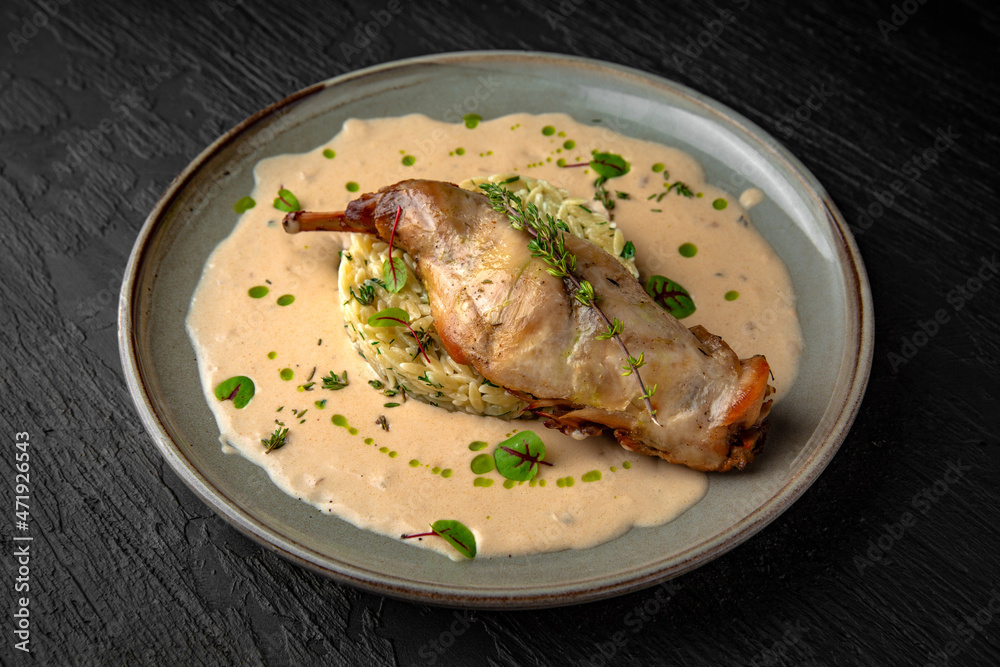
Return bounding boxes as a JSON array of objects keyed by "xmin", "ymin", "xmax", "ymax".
[{"xmin": 186, "ymin": 113, "xmax": 803, "ymax": 560}]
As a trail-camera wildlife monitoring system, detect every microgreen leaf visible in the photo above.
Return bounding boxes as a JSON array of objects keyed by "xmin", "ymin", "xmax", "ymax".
[
  {"xmin": 233, "ymin": 196, "xmax": 256, "ymax": 213},
  {"xmin": 213, "ymin": 376, "xmax": 255, "ymax": 409},
  {"xmin": 321, "ymin": 370, "xmax": 349, "ymax": 390},
  {"xmin": 620, "ymin": 240, "xmax": 636, "ymax": 260},
  {"xmin": 381, "ymin": 205, "xmax": 406, "ymax": 292},
  {"xmin": 367, "ymin": 308, "xmax": 430, "ymax": 362},
  {"xmin": 262, "ymin": 426, "xmax": 288, "ymax": 453},
  {"xmin": 646, "ymin": 275, "xmax": 697, "ymax": 319},
  {"xmin": 368, "ymin": 307, "xmax": 410, "ymax": 328},
  {"xmin": 273, "ymin": 188, "xmax": 300, "ymax": 212},
  {"xmin": 589, "ymin": 152, "xmax": 630, "ymax": 180},
  {"xmin": 381, "ymin": 257, "xmax": 407, "ymax": 292},
  {"xmin": 402, "ymin": 520, "xmax": 477, "ymax": 559},
  {"xmin": 494, "ymin": 431, "xmax": 552, "ymax": 482},
  {"xmin": 432, "ymin": 520, "xmax": 477, "ymax": 559}
]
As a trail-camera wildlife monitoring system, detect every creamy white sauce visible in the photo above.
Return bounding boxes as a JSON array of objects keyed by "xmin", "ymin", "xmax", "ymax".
[{"xmin": 186, "ymin": 113, "xmax": 803, "ymax": 560}]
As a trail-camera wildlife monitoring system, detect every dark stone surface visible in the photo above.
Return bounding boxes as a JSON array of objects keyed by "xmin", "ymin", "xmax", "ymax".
[{"xmin": 1, "ymin": 0, "xmax": 997, "ymax": 664}]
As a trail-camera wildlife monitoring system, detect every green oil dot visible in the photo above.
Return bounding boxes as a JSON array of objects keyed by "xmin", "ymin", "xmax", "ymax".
[
  {"xmin": 696, "ymin": 192, "xmax": 704, "ymax": 198},
  {"xmin": 432, "ymin": 466, "xmax": 441, "ymax": 475},
  {"xmin": 558, "ymin": 131, "xmax": 566, "ymax": 137},
  {"xmin": 456, "ymin": 147, "xmax": 465, "ymax": 155},
  {"xmin": 652, "ymin": 163, "xmax": 665, "ymax": 173},
  {"xmin": 470, "ymin": 454, "xmax": 495, "ymax": 475},
  {"xmin": 623, "ymin": 461, "xmax": 632, "ymax": 469},
  {"xmin": 379, "ymin": 446, "xmax": 388, "ymax": 453},
  {"xmin": 503, "ymin": 479, "xmax": 516, "ymax": 489},
  {"xmin": 323, "ymin": 148, "xmax": 336, "ymax": 159},
  {"xmin": 712, "ymin": 198, "xmax": 728, "ymax": 210},
  {"xmin": 563, "ymin": 140, "xmax": 575, "ymax": 149},
  {"xmin": 409, "ymin": 459, "xmax": 420, "ymax": 467},
  {"xmin": 556, "ymin": 476, "xmax": 575, "ymax": 488},
  {"xmin": 463, "ymin": 114, "xmax": 481, "ymax": 129},
  {"xmin": 364, "ymin": 437, "xmax": 374, "ymax": 445},
  {"xmin": 388, "ymin": 451, "xmax": 397, "ymax": 458},
  {"xmin": 610, "ymin": 466, "xmax": 618, "ymax": 472},
  {"xmin": 346, "ymin": 181, "xmax": 360, "ymax": 192},
  {"xmin": 474, "ymin": 477, "xmax": 494, "ymax": 488},
  {"xmin": 401, "ymin": 155, "xmax": 416, "ymax": 166},
  {"xmin": 441, "ymin": 469, "xmax": 453, "ymax": 478},
  {"xmin": 279, "ymin": 368, "xmax": 294, "ymax": 381},
  {"xmin": 582, "ymin": 470, "xmax": 603, "ymax": 483},
  {"xmin": 542, "ymin": 125, "xmax": 556, "ymax": 136},
  {"xmin": 248, "ymin": 285, "xmax": 269, "ymax": 298},
  {"xmin": 557, "ymin": 158, "xmax": 567, "ymax": 167},
  {"xmin": 725, "ymin": 290, "xmax": 740, "ymax": 301},
  {"xmin": 529, "ymin": 478, "xmax": 537, "ymax": 487},
  {"xmin": 469, "ymin": 441, "xmax": 488, "ymax": 451},
  {"xmin": 332, "ymin": 414, "xmax": 358, "ymax": 435},
  {"xmin": 267, "ymin": 351, "xmax": 277, "ymax": 360},
  {"xmin": 539, "ymin": 479, "xmax": 546, "ymax": 487},
  {"xmin": 678, "ymin": 243, "xmax": 698, "ymax": 258},
  {"xmin": 276, "ymin": 294, "xmax": 295, "ymax": 306}
]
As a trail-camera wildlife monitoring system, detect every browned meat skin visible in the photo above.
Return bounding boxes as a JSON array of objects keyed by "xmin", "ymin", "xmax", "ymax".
[{"xmin": 311, "ymin": 179, "xmax": 773, "ymax": 472}]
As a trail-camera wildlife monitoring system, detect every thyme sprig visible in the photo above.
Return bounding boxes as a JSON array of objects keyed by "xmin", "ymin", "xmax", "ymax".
[
  {"xmin": 262, "ymin": 426, "xmax": 289, "ymax": 453},
  {"xmin": 479, "ymin": 183, "xmax": 660, "ymax": 425}
]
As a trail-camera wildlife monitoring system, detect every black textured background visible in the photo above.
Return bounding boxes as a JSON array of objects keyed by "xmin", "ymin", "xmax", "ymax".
[{"xmin": 1, "ymin": 0, "xmax": 998, "ymax": 665}]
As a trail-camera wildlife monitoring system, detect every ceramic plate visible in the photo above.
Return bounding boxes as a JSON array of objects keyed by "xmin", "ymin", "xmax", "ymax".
[{"xmin": 119, "ymin": 52, "xmax": 872, "ymax": 608}]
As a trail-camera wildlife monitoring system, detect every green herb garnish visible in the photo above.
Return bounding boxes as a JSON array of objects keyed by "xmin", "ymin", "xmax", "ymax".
[
  {"xmin": 620, "ymin": 240, "xmax": 636, "ymax": 260},
  {"xmin": 494, "ymin": 431, "xmax": 552, "ymax": 482},
  {"xmin": 367, "ymin": 308, "xmax": 430, "ymax": 362},
  {"xmin": 645, "ymin": 275, "xmax": 696, "ymax": 319},
  {"xmin": 213, "ymin": 376, "xmax": 255, "ymax": 409},
  {"xmin": 402, "ymin": 520, "xmax": 477, "ymax": 559},
  {"xmin": 273, "ymin": 187, "xmax": 300, "ymax": 212},
  {"xmin": 262, "ymin": 426, "xmax": 288, "ymax": 453},
  {"xmin": 321, "ymin": 370, "xmax": 349, "ymax": 390},
  {"xmin": 381, "ymin": 206, "xmax": 407, "ymax": 292}
]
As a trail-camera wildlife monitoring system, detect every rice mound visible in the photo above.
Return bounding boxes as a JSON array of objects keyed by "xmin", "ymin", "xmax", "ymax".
[{"xmin": 338, "ymin": 174, "xmax": 639, "ymax": 417}]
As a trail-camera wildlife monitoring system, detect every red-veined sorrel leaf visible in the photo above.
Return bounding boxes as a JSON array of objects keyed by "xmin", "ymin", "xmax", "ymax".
[
  {"xmin": 213, "ymin": 376, "xmax": 255, "ymax": 409},
  {"xmin": 494, "ymin": 431, "xmax": 552, "ymax": 482},
  {"xmin": 590, "ymin": 152, "xmax": 630, "ymax": 180},
  {"xmin": 645, "ymin": 275, "xmax": 696, "ymax": 319},
  {"xmin": 381, "ymin": 257, "xmax": 407, "ymax": 292},
  {"xmin": 401, "ymin": 520, "xmax": 477, "ymax": 559},
  {"xmin": 367, "ymin": 307, "xmax": 410, "ymax": 327},
  {"xmin": 273, "ymin": 188, "xmax": 300, "ymax": 212}
]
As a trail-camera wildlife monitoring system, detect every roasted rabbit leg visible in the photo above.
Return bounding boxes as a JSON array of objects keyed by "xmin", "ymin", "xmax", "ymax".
[{"xmin": 284, "ymin": 180, "xmax": 772, "ymax": 472}]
